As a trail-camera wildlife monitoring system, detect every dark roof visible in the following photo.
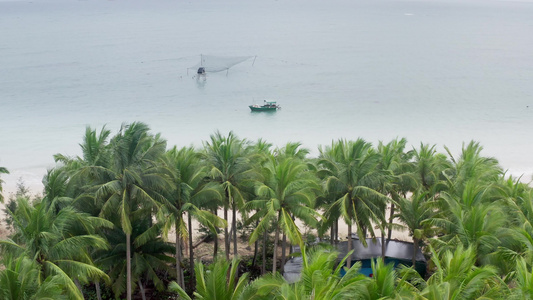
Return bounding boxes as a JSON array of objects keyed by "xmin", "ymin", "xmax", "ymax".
[
  {"xmin": 336, "ymin": 237, "xmax": 426, "ymax": 262},
  {"xmin": 283, "ymin": 256, "xmax": 303, "ymax": 283},
  {"xmin": 283, "ymin": 238, "xmax": 426, "ymax": 283}
]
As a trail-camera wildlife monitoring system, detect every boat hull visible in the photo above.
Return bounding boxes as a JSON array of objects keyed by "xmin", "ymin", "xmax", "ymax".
[{"xmin": 249, "ymin": 106, "xmax": 278, "ymax": 112}]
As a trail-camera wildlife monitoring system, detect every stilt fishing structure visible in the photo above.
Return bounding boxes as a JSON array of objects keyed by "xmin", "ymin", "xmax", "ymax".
[{"xmin": 187, "ymin": 54, "xmax": 256, "ymax": 77}]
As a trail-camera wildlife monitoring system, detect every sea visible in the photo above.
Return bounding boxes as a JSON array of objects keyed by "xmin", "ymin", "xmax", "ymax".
[{"xmin": 1, "ymin": 0, "xmax": 533, "ymax": 196}]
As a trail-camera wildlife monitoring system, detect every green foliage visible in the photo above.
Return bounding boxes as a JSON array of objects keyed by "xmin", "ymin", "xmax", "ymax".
[
  {"xmin": 320, "ymin": 138, "xmax": 390, "ymax": 241},
  {"xmin": 509, "ymin": 257, "xmax": 533, "ymax": 300},
  {"xmin": 236, "ymin": 219, "xmax": 256, "ymax": 241},
  {"xmin": 0, "ymin": 166, "xmax": 9, "ymax": 203},
  {"xmin": 94, "ymin": 216, "xmax": 175, "ymax": 298},
  {"xmin": 415, "ymin": 245, "xmax": 504, "ymax": 300},
  {"xmin": 2, "ymin": 179, "xmax": 32, "ymax": 230},
  {"xmin": 0, "ymin": 254, "xmax": 67, "ymax": 300},
  {"xmin": 250, "ymin": 245, "xmax": 369, "ymax": 300},
  {"xmin": 0, "ymin": 197, "xmax": 111, "ymax": 300},
  {"xmin": 169, "ymin": 258, "xmax": 253, "ymax": 300},
  {"xmin": 410, "ymin": 143, "xmax": 451, "ymax": 194},
  {"xmin": 6, "ymin": 125, "xmax": 533, "ymax": 299},
  {"xmin": 81, "ymin": 283, "xmax": 114, "ymax": 300}
]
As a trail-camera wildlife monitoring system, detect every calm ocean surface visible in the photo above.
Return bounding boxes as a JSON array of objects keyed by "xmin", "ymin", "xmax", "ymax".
[{"xmin": 1, "ymin": 0, "xmax": 533, "ymax": 194}]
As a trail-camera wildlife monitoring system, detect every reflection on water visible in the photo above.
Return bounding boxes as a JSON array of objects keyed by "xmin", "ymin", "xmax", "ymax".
[
  {"xmin": 195, "ymin": 75, "xmax": 207, "ymax": 90},
  {"xmin": 250, "ymin": 110, "xmax": 277, "ymax": 114}
]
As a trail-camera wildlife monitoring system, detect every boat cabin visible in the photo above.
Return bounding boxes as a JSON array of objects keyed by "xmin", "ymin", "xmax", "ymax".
[{"xmin": 264, "ymin": 101, "xmax": 277, "ymax": 108}]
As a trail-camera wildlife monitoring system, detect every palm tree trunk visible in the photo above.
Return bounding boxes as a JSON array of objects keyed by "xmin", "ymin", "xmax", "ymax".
[
  {"xmin": 95, "ymin": 281, "xmax": 102, "ymax": 300},
  {"xmin": 381, "ymin": 228, "xmax": 386, "ymax": 261},
  {"xmin": 175, "ymin": 221, "xmax": 184, "ymax": 289},
  {"xmin": 387, "ymin": 203, "xmax": 395, "ymax": 242},
  {"xmin": 262, "ymin": 230, "xmax": 267, "ymax": 274},
  {"xmin": 188, "ymin": 212, "xmax": 195, "ymax": 291},
  {"xmin": 335, "ymin": 218, "xmax": 339, "ymax": 244},
  {"xmin": 281, "ymin": 232, "xmax": 287, "ymax": 273},
  {"xmin": 329, "ymin": 223, "xmax": 335, "ymax": 246},
  {"xmin": 74, "ymin": 279, "xmax": 83, "ymax": 296},
  {"xmin": 224, "ymin": 206, "xmax": 229, "ymax": 260},
  {"xmin": 273, "ymin": 211, "xmax": 281, "ymax": 274},
  {"xmin": 184, "ymin": 236, "xmax": 188, "ymax": 256},
  {"xmin": 252, "ymin": 221, "xmax": 259, "ymax": 268},
  {"xmin": 233, "ymin": 203, "xmax": 238, "ymax": 258},
  {"xmin": 213, "ymin": 208, "xmax": 219, "ymax": 257},
  {"xmin": 138, "ymin": 279, "xmax": 147, "ymax": 300},
  {"xmin": 347, "ymin": 222, "xmax": 352, "ymax": 268},
  {"xmin": 252, "ymin": 239, "xmax": 259, "ymax": 267},
  {"xmin": 126, "ymin": 233, "xmax": 132, "ymax": 300},
  {"xmin": 94, "ymin": 281, "xmax": 102, "ymax": 300},
  {"xmin": 228, "ymin": 223, "xmax": 234, "ymax": 244},
  {"xmin": 290, "ymin": 214, "xmax": 295, "ymax": 255}
]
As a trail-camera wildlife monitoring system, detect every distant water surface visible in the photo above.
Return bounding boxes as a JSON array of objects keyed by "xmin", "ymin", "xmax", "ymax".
[{"xmin": 1, "ymin": 0, "xmax": 533, "ymax": 193}]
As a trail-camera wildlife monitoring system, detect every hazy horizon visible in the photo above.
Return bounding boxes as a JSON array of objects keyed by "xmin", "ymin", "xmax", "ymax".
[{"xmin": 2, "ymin": 0, "xmax": 533, "ymax": 195}]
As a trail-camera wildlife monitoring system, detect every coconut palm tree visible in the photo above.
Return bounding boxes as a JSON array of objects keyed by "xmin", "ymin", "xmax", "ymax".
[
  {"xmin": 509, "ymin": 257, "xmax": 533, "ymax": 299},
  {"xmin": 53, "ymin": 126, "xmax": 114, "ymax": 219},
  {"xmin": 161, "ymin": 145, "xmax": 225, "ymax": 290},
  {"xmin": 51, "ymin": 126, "xmax": 116, "ymax": 299},
  {"xmin": 394, "ymin": 191, "xmax": 436, "ymax": 267},
  {"xmin": 41, "ymin": 168, "xmax": 73, "ymax": 214},
  {"xmin": 0, "ymin": 197, "xmax": 111, "ymax": 299},
  {"xmin": 271, "ymin": 142, "xmax": 317, "ymax": 271},
  {"xmin": 376, "ymin": 138, "xmax": 415, "ymax": 242},
  {"xmin": 169, "ymin": 258, "xmax": 253, "ymax": 300},
  {"xmin": 490, "ymin": 182, "xmax": 533, "ymax": 274},
  {"xmin": 247, "ymin": 152, "xmax": 320, "ymax": 274},
  {"xmin": 493, "ymin": 215, "xmax": 533, "ymax": 276},
  {"xmin": 0, "ymin": 254, "xmax": 67, "ymax": 300},
  {"xmin": 444, "ymin": 141, "xmax": 502, "ymax": 196},
  {"xmin": 431, "ymin": 184, "xmax": 507, "ymax": 265},
  {"xmin": 94, "ymin": 122, "xmax": 169, "ymax": 300},
  {"xmin": 54, "ymin": 126, "xmax": 111, "ymax": 171},
  {"xmin": 242, "ymin": 139, "xmax": 273, "ymax": 274},
  {"xmin": 94, "ymin": 217, "xmax": 175, "ymax": 299},
  {"xmin": 204, "ymin": 131, "xmax": 256, "ymax": 259},
  {"xmin": 497, "ymin": 175, "xmax": 533, "ymax": 225},
  {"xmin": 0, "ymin": 166, "xmax": 9, "ymax": 203},
  {"xmin": 409, "ymin": 143, "xmax": 450, "ymax": 194},
  {"xmin": 319, "ymin": 139, "xmax": 389, "ymax": 268},
  {"xmin": 273, "ymin": 141, "xmax": 310, "ymax": 161},
  {"xmin": 365, "ymin": 258, "xmax": 402, "ymax": 299},
  {"xmin": 418, "ymin": 245, "xmax": 504, "ymax": 299},
  {"xmin": 315, "ymin": 189, "xmax": 341, "ymax": 246}
]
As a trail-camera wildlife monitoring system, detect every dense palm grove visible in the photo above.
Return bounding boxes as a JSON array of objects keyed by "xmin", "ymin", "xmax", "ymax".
[{"xmin": 1, "ymin": 122, "xmax": 533, "ymax": 299}]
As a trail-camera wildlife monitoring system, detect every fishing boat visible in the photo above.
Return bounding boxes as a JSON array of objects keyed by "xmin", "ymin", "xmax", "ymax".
[{"xmin": 249, "ymin": 100, "xmax": 280, "ymax": 112}]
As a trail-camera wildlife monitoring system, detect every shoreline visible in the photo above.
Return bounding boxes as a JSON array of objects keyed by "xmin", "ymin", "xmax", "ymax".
[
  {"xmin": 3, "ymin": 164, "xmax": 532, "ymax": 201},
  {"xmin": 2, "ymin": 158, "xmax": 531, "ymax": 244},
  {"xmin": 0, "ymin": 171, "xmax": 414, "ymax": 244}
]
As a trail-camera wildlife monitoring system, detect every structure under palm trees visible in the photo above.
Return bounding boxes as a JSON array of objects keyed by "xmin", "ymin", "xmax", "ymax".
[{"xmin": 284, "ymin": 237, "xmax": 426, "ymax": 283}]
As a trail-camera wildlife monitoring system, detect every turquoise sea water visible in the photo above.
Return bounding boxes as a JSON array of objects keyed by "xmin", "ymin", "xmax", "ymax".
[{"xmin": 1, "ymin": 0, "xmax": 533, "ymax": 194}]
